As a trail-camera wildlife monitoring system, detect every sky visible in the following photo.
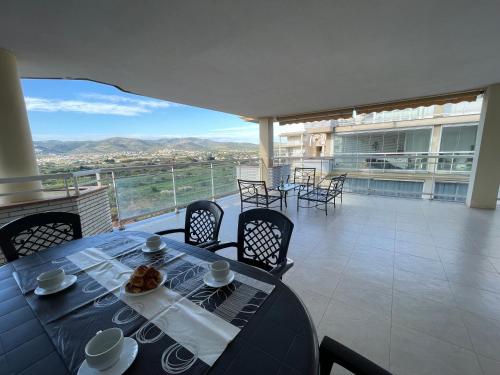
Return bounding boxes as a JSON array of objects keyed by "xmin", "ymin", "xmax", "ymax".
[{"xmin": 22, "ymin": 79, "xmax": 259, "ymax": 143}]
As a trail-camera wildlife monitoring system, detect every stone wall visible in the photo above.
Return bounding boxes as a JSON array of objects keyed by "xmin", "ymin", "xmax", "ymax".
[{"xmin": 0, "ymin": 187, "xmax": 113, "ymax": 264}]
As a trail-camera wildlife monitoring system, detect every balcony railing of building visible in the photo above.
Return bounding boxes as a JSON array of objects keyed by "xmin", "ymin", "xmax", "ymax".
[
  {"xmin": 326, "ymin": 100, "xmax": 482, "ymax": 127},
  {"xmin": 273, "ymin": 152, "xmax": 477, "ymax": 201}
]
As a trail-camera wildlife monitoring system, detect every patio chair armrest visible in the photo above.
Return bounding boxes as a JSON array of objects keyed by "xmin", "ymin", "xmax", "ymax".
[
  {"xmin": 205, "ymin": 241, "xmax": 238, "ymax": 252},
  {"xmin": 155, "ymin": 228, "xmax": 185, "ymax": 235},
  {"xmin": 319, "ymin": 336, "xmax": 392, "ymax": 375},
  {"xmin": 197, "ymin": 239, "xmax": 220, "ymax": 248},
  {"xmin": 270, "ymin": 257, "xmax": 294, "ymax": 278}
]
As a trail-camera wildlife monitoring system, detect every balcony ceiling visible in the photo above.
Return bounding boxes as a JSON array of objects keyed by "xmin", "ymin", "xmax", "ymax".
[{"xmin": 1, "ymin": 1, "xmax": 499, "ymax": 118}]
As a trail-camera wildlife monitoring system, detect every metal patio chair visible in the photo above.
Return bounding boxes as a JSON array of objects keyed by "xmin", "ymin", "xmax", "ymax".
[
  {"xmin": 155, "ymin": 200, "xmax": 224, "ymax": 248},
  {"xmin": 207, "ymin": 208, "xmax": 294, "ymax": 278},
  {"xmin": 287, "ymin": 167, "xmax": 316, "ymax": 194},
  {"xmin": 319, "ymin": 336, "xmax": 392, "ymax": 374},
  {"xmin": 297, "ymin": 174, "xmax": 346, "ymax": 216},
  {"xmin": 0, "ymin": 212, "xmax": 82, "ymax": 262},
  {"xmin": 237, "ymin": 179, "xmax": 282, "ymax": 212}
]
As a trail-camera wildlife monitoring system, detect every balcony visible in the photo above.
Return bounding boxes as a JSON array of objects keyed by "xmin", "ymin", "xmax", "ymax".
[
  {"xmin": 124, "ymin": 191, "xmax": 500, "ymax": 374},
  {"xmin": 1, "ymin": 154, "xmax": 500, "ymax": 374}
]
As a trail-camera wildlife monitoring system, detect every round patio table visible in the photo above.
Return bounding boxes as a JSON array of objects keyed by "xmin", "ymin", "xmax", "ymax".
[{"xmin": 0, "ymin": 231, "xmax": 318, "ymax": 375}]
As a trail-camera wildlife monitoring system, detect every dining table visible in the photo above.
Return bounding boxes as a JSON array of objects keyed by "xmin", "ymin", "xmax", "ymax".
[{"xmin": 0, "ymin": 231, "xmax": 318, "ymax": 375}]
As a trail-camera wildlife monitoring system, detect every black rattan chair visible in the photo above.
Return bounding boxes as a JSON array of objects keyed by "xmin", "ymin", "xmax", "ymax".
[
  {"xmin": 297, "ymin": 174, "xmax": 346, "ymax": 216},
  {"xmin": 208, "ymin": 208, "xmax": 294, "ymax": 278},
  {"xmin": 155, "ymin": 200, "xmax": 224, "ymax": 248},
  {"xmin": 237, "ymin": 179, "xmax": 282, "ymax": 212},
  {"xmin": 0, "ymin": 212, "xmax": 82, "ymax": 262},
  {"xmin": 319, "ymin": 336, "xmax": 392, "ymax": 374},
  {"xmin": 287, "ymin": 167, "xmax": 316, "ymax": 193}
]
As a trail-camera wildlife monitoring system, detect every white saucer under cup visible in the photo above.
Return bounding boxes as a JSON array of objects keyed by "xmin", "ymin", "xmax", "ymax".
[
  {"xmin": 142, "ymin": 241, "xmax": 167, "ymax": 253},
  {"xmin": 34, "ymin": 274, "xmax": 78, "ymax": 296},
  {"xmin": 204, "ymin": 270, "xmax": 235, "ymax": 288},
  {"xmin": 78, "ymin": 337, "xmax": 138, "ymax": 375}
]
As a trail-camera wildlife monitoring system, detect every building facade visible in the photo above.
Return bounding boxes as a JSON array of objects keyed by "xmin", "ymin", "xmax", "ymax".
[{"xmin": 276, "ymin": 99, "xmax": 482, "ymax": 201}]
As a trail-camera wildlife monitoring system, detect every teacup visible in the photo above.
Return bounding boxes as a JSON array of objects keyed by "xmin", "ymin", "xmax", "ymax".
[
  {"xmin": 210, "ymin": 260, "xmax": 230, "ymax": 281},
  {"xmin": 37, "ymin": 268, "xmax": 65, "ymax": 290},
  {"xmin": 146, "ymin": 235, "xmax": 162, "ymax": 250},
  {"xmin": 85, "ymin": 328, "xmax": 124, "ymax": 370}
]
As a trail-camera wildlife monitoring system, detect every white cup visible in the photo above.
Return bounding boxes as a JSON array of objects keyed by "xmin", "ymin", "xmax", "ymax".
[
  {"xmin": 37, "ymin": 268, "xmax": 65, "ymax": 290},
  {"xmin": 146, "ymin": 235, "xmax": 162, "ymax": 250},
  {"xmin": 85, "ymin": 328, "xmax": 124, "ymax": 371},
  {"xmin": 210, "ymin": 260, "xmax": 230, "ymax": 281}
]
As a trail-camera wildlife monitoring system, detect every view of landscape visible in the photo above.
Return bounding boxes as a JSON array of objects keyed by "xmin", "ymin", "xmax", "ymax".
[
  {"xmin": 19, "ymin": 78, "xmax": 262, "ymax": 224},
  {"xmin": 35, "ymin": 137, "xmax": 258, "ymax": 174}
]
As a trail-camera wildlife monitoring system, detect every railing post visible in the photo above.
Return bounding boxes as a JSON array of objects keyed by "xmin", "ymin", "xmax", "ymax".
[
  {"xmin": 111, "ymin": 171, "xmax": 124, "ymax": 230},
  {"xmin": 64, "ymin": 176, "xmax": 70, "ymax": 197},
  {"xmin": 96, "ymin": 171, "xmax": 102, "ymax": 187},
  {"xmin": 210, "ymin": 163, "xmax": 215, "ymax": 201},
  {"xmin": 72, "ymin": 175, "xmax": 80, "ymax": 196},
  {"xmin": 171, "ymin": 166, "xmax": 179, "ymax": 214}
]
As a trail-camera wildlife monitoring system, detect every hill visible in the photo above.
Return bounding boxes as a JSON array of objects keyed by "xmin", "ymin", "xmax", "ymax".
[{"xmin": 34, "ymin": 137, "xmax": 258, "ymax": 154}]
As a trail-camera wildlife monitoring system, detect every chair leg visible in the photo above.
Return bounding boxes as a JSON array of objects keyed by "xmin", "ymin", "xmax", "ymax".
[{"xmin": 240, "ymin": 201, "xmax": 243, "ymax": 212}]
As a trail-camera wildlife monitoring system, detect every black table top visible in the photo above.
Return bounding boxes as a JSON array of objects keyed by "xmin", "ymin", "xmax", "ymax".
[{"xmin": 0, "ymin": 231, "xmax": 318, "ymax": 375}]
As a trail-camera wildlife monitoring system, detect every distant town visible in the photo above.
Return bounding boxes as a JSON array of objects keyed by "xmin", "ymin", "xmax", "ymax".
[{"xmin": 34, "ymin": 137, "xmax": 259, "ymax": 174}]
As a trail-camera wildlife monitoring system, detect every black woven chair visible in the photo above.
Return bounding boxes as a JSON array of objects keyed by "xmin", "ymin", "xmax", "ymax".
[
  {"xmin": 319, "ymin": 336, "xmax": 392, "ymax": 374},
  {"xmin": 237, "ymin": 179, "xmax": 282, "ymax": 212},
  {"xmin": 0, "ymin": 212, "xmax": 82, "ymax": 263},
  {"xmin": 287, "ymin": 167, "xmax": 316, "ymax": 194},
  {"xmin": 155, "ymin": 200, "xmax": 224, "ymax": 248},
  {"xmin": 207, "ymin": 208, "xmax": 294, "ymax": 278},
  {"xmin": 297, "ymin": 174, "xmax": 346, "ymax": 216}
]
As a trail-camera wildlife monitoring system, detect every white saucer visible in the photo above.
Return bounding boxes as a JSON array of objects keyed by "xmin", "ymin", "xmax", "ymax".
[
  {"xmin": 121, "ymin": 272, "xmax": 167, "ymax": 297},
  {"xmin": 141, "ymin": 241, "xmax": 167, "ymax": 253},
  {"xmin": 203, "ymin": 271, "xmax": 235, "ymax": 288},
  {"xmin": 34, "ymin": 275, "xmax": 77, "ymax": 296},
  {"xmin": 78, "ymin": 337, "xmax": 138, "ymax": 375}
]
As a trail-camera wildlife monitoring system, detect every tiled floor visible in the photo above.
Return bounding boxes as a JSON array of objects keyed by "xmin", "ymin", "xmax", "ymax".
[{"xmin": 127, "ymin": 193, "xmax": 500, "ymax": 375}]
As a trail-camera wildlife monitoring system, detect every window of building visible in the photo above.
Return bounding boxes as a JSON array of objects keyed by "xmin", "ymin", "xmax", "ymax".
[
  {"xmin": 334, "ymin": 128, "xmax": 432, "ymax": 154},
  {"xmin": 434, "ymin": 182, "xmax": 468, "ymax": 202},
  {"xmin": 343, "ymin": 178, "xmax": 424, "ymax": 198},
  {"xmin": 440, "ymin": 125, "xmax": 478, "ymax": 152}
]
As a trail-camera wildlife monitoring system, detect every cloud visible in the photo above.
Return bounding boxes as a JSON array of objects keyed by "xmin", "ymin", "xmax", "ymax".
[
  {"xmin": 25, "ymin": 93, "xmax": 176, "ymax": 116},
  {"xmin": 80, "ymin": 93, "xmax": 176, "ymax": 109},
  {"xmin": 204, "ymin": 124, "xmax": 259, "ymax": 143}
]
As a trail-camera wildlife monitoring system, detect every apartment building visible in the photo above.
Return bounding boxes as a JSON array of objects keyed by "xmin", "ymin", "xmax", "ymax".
[{"xmin": 277, "ymin": 99, "xmax": 482, "ymax": 201}]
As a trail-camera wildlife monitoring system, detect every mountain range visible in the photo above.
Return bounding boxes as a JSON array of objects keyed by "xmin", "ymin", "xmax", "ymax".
[{"xmin": 34, "ymin": 137, "xmax": 258, "ymax": 154}]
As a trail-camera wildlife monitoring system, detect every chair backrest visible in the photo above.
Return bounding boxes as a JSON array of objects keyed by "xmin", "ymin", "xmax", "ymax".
[
  {"xmin": 319, "ymin": 336, "xmax": 392, "ymax": 375},
  {"xmin": 324, "ymin": 176, "xmax": 342, "ymax": 194},
  {"xmin": 293, "ymin": 168, "xmax": 316, "ymax": 185},
  {"xmin": 238, "ymin": 179, "xmax": 269, "ymax": 199},
  {"xmin": 0, "ymin": 212, "xmax": 82, "ymax": 262},
  {"xmin": 184, "ymin": 200, "xmax": 224, "ymax": 246},
  {"xmin": 336, "ymin": 174, "xmax": 347, "ymax": 191},
  {"xmin": 236, "ymin": 208, "xmax": 294, "ymax": 271}
]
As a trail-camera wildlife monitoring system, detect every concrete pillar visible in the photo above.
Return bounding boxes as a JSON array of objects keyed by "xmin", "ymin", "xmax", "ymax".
[
  {"xmin": 430, "ymin": 125, "xmax": 442, "ymax": 154},
  {"xmin": 425, "ymin": 124, "xmax": 443, "ymax": 198},
  {"xmin": 259, "ymin": 117, "xmax": 274, "ymax": 182},
  {"xmin": 466, "ymin": 84, "xmax": 500, "ymax": 209},
  {"xmin": 0, "ymin": 49, "xmax": 42, "ymax": 204}
]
